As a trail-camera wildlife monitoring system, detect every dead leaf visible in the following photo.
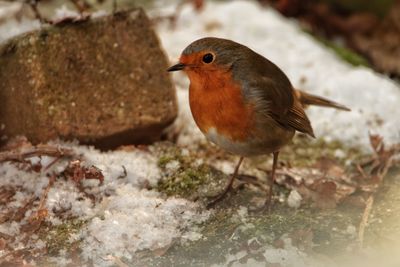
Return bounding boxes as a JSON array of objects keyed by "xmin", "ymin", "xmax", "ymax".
[
  {"xmin": 312, "ymin": 180, "xmax": 337, "ymax": 209},
  {"xmin": 0, "ymin": 187, "xmax": 16, "ymax": 205},
  {"xmin": 63, "ymin": 160, "xmax": 104, "ymax": 185},
  {"xmin": 289, "ymin": 228, "xmax": 314, "ymax": 251},
  {"xmin": 314, "ymin": 157, "xmax": 345, "ymax": 178},
  {"xmin": 12, "ymin": 196, "xmax": 36, "ymax": 222}
]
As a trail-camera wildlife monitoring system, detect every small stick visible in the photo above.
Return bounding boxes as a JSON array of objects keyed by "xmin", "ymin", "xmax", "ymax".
[
  {"xmin": 38, "ymin": 175, "xmax": 55, "ymax": 210},
  {"xmin": 0, "ymin": 144, "xmax": 74, "ymax": 163},
  {"xmin": 358, "ymin": 195, "xmax": 374, "ymax": 249},
  {"xmin": 29, "ymin": 175, "xmax": 56, "ymax": 222},
  {"xmin": 27, "ymin": 0, "xmax": 51, "ymax": 24},
  {"xmin": 43, "ymin": 156, "xmax": 62, "ymax": 171},
  {"xmin": 69, "ymin": 0, "xmax": 90, "ymax": 14},
  {"xmin": 356, "ymin": 164, "xmax": 368, "ymax": 179}
]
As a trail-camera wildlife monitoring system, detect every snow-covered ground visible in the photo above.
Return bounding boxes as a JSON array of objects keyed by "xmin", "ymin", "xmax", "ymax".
[
  {"xmin": 0, "ymin": 144, "xmax": 210, "ymax": 266},
  {"xmin": 1, "ymin": 0, "xmax": 400, "ymax": 266}
]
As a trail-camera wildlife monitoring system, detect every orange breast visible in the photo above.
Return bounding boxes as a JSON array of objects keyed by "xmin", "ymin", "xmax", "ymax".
[{"xmin": 187, "ymin": 68, "xmax": 255, "ymax": 142}]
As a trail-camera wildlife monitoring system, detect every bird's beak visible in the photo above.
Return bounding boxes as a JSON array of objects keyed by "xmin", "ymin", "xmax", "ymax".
[{"xmin": 167, "ymin": 62, "xmax": 185, "ymax": 72}]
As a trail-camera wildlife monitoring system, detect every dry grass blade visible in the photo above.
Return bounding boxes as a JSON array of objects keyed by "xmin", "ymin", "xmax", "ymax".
[
  {"xmin": 28, "ymin": 175, "xmax": 55, "ymax": 223},
  {"xmin": 0, "ymin": 187, "xmax": 16, "ymax": 205},
  {"xmin": 357, "ymin": 134, "xmax": 397, "ymax": 193},
  {"xmin": 358, "ymin": 195, "xmax": 374, "ymax": 248}
]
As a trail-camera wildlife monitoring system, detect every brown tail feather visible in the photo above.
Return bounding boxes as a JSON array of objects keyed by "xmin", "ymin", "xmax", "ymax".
[{"xmin": 295, "ymin": 89, "xmax": 351, "ymax": 111}]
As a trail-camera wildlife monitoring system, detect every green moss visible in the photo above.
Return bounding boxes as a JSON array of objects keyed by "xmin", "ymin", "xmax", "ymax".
[
  {"xmin": 279, "ymin": 135, "xmax": 365, "ymax": 167},
  {"xmin": 319, "ymin": 38, "xmax": 369, "ymax": 67},
  {"xmin": 157, "ymin": 155, "xmax": 175, "ymax": 168},
  {"xmin": 133, "ymin": 198, "xmax": 361, "ymax": 266},
  {"xmin": 38, "ymin": 219, "xmax": 86, "ymax": 255},
  {"xmin": 304, "ymin": 30, "xmax": 370, "ymax": 67},
  {"xmin": 154, "ymin": 142, "xmax": 230, "ymax": 199},
  {"xmin": 157, "ymin": 163, "xmax": 222, "ymax": 198},
  {"xmin": 158, "ymin": 165, "xmax": 200, "ymax": 197},
  {"xmin": 155, "ymin": 137, "xmax": 366, "ymax": 200}
]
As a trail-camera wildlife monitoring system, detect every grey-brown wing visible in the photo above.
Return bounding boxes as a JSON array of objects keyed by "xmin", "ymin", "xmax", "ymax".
[
  {"xmin": 251, "ymin": 77, "xmax": 315, "ymax": 137},
  {"xmin": 242, "ymin": 57, "xmax": 314, "ymax": 136},
  {"xmin": 235, "ymin": 50, "xmax": 294, "ymax": 117},
  {"xmin": 232, "ymin": 47, "xmax": 314, "ymax": 137}
]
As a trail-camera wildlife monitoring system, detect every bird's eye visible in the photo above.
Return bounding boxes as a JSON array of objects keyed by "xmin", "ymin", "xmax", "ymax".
[{"xmin": 202, "ymin": 53, "xmax": 214, "ymax": 64}]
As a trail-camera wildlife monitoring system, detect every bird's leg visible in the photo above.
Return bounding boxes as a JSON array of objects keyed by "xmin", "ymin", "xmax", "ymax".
[
  {"xmin": 264, "ymin": 151, "xmax": 279, "ymax": 212},
  {"xmin": 207, "ymin": 156, "xmax": 244, "ymax": 208}
]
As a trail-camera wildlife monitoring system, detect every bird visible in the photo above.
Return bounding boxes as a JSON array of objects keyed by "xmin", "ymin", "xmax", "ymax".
[{"xmin": 168, "ymin": 37, "xmax": 350, "ymax": 210}]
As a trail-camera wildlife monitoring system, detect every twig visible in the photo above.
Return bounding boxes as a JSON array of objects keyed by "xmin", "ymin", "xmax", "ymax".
[
  {"xmin": 26, "ymin": 0, "xmax": 51, "ymax": 24},
  {"xmin": 0, "ymin": 144, "xmax": 75, "ymax": 163},
  {"xmin": 356, "ymin": 164, "xmax": 368, "ymax": 179},
  {"xmin": 69, "ymin": 0, "xmax": 91, "ymax": 15},
  {"xmin": 38, "ymin": 176, "xmax": 55, "ymax": 210},
  {"xmin": 29, "ymin": 175, "xmax": 55, "ymax": 222},
  {"xmin": 44, "ymin": 156, "xmax": 62, "ymax": 171},
  {"xmin": 117, "ymin": 165, "xmax": 127, "ymax": 179},
  {"xmin": 358, "ymin": 195, "xmax": 374, "ymax": 249}
]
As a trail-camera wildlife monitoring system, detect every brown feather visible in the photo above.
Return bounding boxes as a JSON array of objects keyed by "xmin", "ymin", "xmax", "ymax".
[
  {"xmin": 295, "ymin": 89, "xmax": 351, "ymax": 111},
  {"xmin": 284, "ymin": 99, "xmax": 315, "ymax": 138}
]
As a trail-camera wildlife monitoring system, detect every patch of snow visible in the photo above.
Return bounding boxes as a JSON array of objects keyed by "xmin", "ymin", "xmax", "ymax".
[
  {"xmin": 81, "ymin": 184, "xmax": 209, "ymax": 265},
  {"xmin": 52, "ymin": 5, "xmax": 80, "ymax": 20},
  {"xmin": 0, "ymin": 18, "xmax": 40, "ymax": 44},
  {"xmin": 70, "ymin": 144, "xmax": 161, "ymax": 188},
  {"xmin": 287, "ymin": 190, "xmax": 302, "ymax": 208},
  {"xmin": 0, "ymin": 144, "xmax": 209, "ymax": 264},
  {"xmin": 165, "ymin": 159, "xmax": 180, "ymax": 172},
  {"xmin": 46, "ymin": 181, "xmax": 96, "ymax": 219}
]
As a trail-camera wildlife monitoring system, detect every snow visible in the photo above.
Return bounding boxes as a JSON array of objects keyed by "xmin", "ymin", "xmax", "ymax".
[
  {"xmin": 81, "ymin": 184, "xmax": 209, "ymax": 265},
  {"xmin": 157, "ymin": 0, "xmax": 400, "ymax": 150},
  {"xmin": 0, "ymin": 18, "xmax": 40, "ymax": 44},
  {"xmin": 0, "ymin": 145, "xmax": 210, "ymax": 265},
  {"xmin": 287, "ymin": 190, "xmax": 302, "ymax": 208}
]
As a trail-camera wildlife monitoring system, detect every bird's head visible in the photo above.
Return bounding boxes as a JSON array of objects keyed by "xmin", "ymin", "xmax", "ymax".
[{"xmin": 167, "ymin": 37, "xmax": 243, "ymax": 77}]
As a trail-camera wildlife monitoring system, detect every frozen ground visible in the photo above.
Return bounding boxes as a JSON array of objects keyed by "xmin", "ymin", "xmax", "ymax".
[
  {"xmin": 0, "ymin": 144, "xmax": 210, "ymax": 266},
  {"xmin": 0, "ymin": 0, "xmax": 400, "ymax": 266}
]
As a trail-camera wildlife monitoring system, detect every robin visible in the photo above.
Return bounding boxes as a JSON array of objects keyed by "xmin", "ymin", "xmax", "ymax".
[{"xmin": 168, "ymin": 37, "xmax": 350, "ymax": 209}]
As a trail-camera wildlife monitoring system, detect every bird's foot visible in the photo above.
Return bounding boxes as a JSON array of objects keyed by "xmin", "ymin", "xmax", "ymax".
[
  {"xmin": 206, "ymin": 175, "xmax": 257, "ymax": 208},
  {"xmin": 207, "ymin": 157, "xmax": 245, "ymax": 208},
  {"xmin": 206, "ymin": 182, "xmax": 234, "ymax": 208},
  {"xmin": 249, "ymin": 197, "xmax": 274, "ymax": 214}
]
